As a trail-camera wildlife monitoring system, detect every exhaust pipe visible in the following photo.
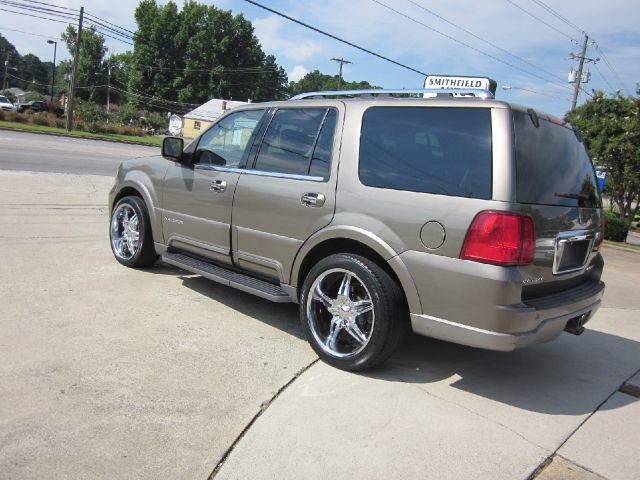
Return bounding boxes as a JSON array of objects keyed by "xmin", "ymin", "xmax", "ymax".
[{"xmin": 564, "ymin": 313, "xmax": 590, "ymax": 335}]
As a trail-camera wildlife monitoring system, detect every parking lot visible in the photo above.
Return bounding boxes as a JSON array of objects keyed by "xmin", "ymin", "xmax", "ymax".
[{"xmin": 1, "ymin": 168, "xmax": 638, "ymax": 480}]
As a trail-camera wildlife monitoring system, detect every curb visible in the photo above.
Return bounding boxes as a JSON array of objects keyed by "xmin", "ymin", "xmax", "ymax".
[
  {"xmin": 602, "ymin": 243, "xmax": 640, "ymax": 255},
  {"xmin": 0, "ymin": 126, "xmax": 162, "ymax": 148}
]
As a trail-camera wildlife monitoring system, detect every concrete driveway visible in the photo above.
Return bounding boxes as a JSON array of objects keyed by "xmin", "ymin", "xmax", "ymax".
[{"xmin": 0, "ymin": 170, "xmax": 638, "ymax": 480}]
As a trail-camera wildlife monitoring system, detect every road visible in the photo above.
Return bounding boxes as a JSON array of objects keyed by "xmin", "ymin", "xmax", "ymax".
[
  {"xmin": 0, "ymin": 136, "xmax": 638, "ymax": 480},
  {"xmin": 0, "ymin": 129, "xmax": 158, "ymax": 176}
]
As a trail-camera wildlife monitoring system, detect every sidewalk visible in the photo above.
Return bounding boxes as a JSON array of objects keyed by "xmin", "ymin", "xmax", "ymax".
[{"xmin": 214, "ymin": 247, "xmax": 640, "ymax": 480}]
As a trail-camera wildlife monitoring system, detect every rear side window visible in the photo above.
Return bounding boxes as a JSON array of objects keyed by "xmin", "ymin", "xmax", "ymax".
[
  {"xmin": 359, "ymin": 107, "xmax": 492, "ymax": 199},
  {"xmin": 514, "ymin": 110, "xmax": 600, "ymax": 208},
  {"xmin": 254, "ymin": 108, "xmax": 336, "ymax": 178}
]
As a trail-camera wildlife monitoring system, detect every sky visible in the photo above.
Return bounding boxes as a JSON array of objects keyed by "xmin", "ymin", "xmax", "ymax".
[{"xmin": 2, "ymin": 0, "xmax": 639, "ymax": 116}]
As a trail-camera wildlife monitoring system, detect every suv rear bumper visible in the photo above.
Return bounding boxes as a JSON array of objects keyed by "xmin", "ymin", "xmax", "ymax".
[
  {"xmin": 400, "ymin": 250, "xmax": 605, "ymax": 351},
  {"xmin": 411, "ymin": 297, "xmax": 601, "ymax": 351}
]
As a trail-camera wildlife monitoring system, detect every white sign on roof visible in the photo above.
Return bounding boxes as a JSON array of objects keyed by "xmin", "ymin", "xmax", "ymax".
[{"xmin": 424, "ymin": 75, "xmax": 492, "ymax": 90}]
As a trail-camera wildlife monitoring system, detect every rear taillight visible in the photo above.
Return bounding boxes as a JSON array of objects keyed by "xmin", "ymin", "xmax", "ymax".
[{"xmin": 460, "ymin": 211, "xmax": 535, "ymax": 266}]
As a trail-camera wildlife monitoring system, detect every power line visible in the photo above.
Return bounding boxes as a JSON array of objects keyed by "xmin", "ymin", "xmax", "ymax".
[
  {"xmin": 0, "ymin": 26, "xmax": 61, "ymax": 41},
  {"xmin": 0, "ymin": 0, "xmax": 78, "ymax": 21},
  {"xmin": 24, "ymin": 0, "xmax": 77, "ymax": 12},
  {"xmin": 83, "ymin": 16, "xmax": 135, "ymax": 41},
  {"xmin": 242, "ymin": 0, "xmax": 427, "ymax": 76},
  {"xmin": 0, "ymin": 6, "xmax": 74, "ymax": 24},
  {"xmin": 505, "ymin": 0, "xmax": 578, "ymax": 43},
  {"xmin": 371, "ymin": 0, "xmax": 573, "ymax": 90},
  {"xmin": 593, "ymin": 43, "xmax": 630, "ymax": 93},
  {"xmin": 84, "ymin": 12, "xmax": 136, "ymax": 36},
  {"xmin": 592, "ymin": 62, "xmax": 615, "ymax": 92},
  {"xmin": 529, "ymin": 0, "xmax": 584, "ymax": 35},
  {"xmin": 406, "ymin": 0, "xmax": 568, "ymax": 85}
]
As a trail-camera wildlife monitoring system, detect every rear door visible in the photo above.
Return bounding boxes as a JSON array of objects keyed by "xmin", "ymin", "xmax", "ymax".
[
  {"xmin": 512, "ymin": 109, "xmax": 603, "ymax": 297},
  {"xmin": 231, "ymin": 105, "xmax": 341, "ymax": 282}
]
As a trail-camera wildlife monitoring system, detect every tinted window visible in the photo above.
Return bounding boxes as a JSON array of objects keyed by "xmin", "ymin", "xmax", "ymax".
[
  {"xmin": 255, "ymin": 108, "xmax": 332, "ymax": 176},
  {"xmin": 195, "ymin": 109, "xmax": 265, "ymax": 168},
  {"xmin": 359, "ymin": 107, "xmax": 492, "ymax": 199},
  {"xmin": 514, "ymin": 111, "xmax": 600, "ymax": 207},
  {"xmin": 309, "ymin": 109, "xmax": 337, "ymax": 179}
]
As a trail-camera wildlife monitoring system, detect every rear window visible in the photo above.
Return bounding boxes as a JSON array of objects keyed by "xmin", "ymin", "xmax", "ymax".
[
  {"xmin": 514, "ymin": 110, "xmax": 600, "ymax": 208},
  {"xmin": 359, "ymin": 107, "xmax": 492, "ymax": 199}
]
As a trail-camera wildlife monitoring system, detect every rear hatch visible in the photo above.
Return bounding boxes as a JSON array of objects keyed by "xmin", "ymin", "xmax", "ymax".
[{"xmin": 511, "ymin": 108, "xmax": 604, "ymax": 301}]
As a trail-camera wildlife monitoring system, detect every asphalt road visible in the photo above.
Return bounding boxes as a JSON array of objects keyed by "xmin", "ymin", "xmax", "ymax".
[{"xmin": 0, "ymin": 129, "xmax": 159, "ymax": 176}]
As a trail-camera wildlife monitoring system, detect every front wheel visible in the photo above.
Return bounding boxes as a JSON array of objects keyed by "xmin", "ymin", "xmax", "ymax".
[
  {"xmin": 110, "ymin": 196, "xmax": 158, "ymax": 268},
  {"xmin": 300, "ymin": 254, "xmax": 408, "ymax": 371}
]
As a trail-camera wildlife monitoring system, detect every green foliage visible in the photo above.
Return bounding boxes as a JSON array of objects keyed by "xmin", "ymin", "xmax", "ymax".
[
  {"xmin": 23, "ymin": 92, "xmax": 45, "ymax": 102},
  {"xmin": 114, "ymin": 103, "xmax": 142, "ymax": 125},
  {"xmin": 604, "ymin": 210, "xmax": 629, "ymax": 242},
  {"xmin": 62, "ymin": 25, "xmax": 106, "ymax": 102},
  {"xmin": 288, "ymin": 70, "xmax": 380, "ymax": 96},
  {"xmin": 76, "ymin": 100, "xmax": 107, "ymax": 132},
  {"xmin": 129, "ymin": 0, "xmax": 288, "ymax": 108},
  {"xmin": 0, "ymin": 35, "xmax": 52, "ymax": 95},
  {"xmin": 566, "ymin": 92, "xmax": 640, "ymax": 223},
  {"xmin": 1, "ymin": 90, "xmax": 16, "ymax": 103}
]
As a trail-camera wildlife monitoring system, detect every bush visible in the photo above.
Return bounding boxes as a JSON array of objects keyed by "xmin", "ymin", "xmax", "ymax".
[
  {"xmin": 76, "ymin": 100, "xmax": 107, "ymax": 125},
  {"xmin": 32, "ymin": 112, "xmax": 49, "ymax": 126},
  {"xmin": 14, "ymin": 113, "xmax": 30, "ymax": 123},
  {"xmin": 2, "ymin": 111, "xmax": 17, "ymax": 122},
  {"xmin": 122, "ymin": 125, "xmax": 144, "ymax": 137},
  {"xmin": 604, "ymin": 210, "xmax": 629, "ymax": 242}
]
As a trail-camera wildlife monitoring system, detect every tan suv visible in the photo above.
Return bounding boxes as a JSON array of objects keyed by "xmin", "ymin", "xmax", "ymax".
[{"xmin": 109, "ymin": 86, "xmax": 605, "ymax": 371}]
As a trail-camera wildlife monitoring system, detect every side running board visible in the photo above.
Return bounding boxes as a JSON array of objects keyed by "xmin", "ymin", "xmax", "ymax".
[{"xmin": 162, "ymin": 252, "xmax": 292, "ymax": 303}]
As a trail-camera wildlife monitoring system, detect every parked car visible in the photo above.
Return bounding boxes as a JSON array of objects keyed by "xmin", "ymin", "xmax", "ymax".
[
  {"xmin": 0, "ymin": 95, "xmax": 17, "ymax": 112},
  {"xmin": 108, "ymin": 80, "xmax": 605, "ymax": 371},
  {"xmin": 18, "ymin": 100, "xmax": 64, "ymax": 116},
  {"xmin": 18, "ymin": 100, "xmax": 47, "ymax": 113}
]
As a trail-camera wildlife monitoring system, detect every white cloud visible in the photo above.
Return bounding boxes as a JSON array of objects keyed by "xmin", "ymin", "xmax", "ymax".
[
  {"xmin": 253, "ymin": 15, "xmax": 323, "ymax": 62},
  {"xmin": 287, "ymin": 65, "xmax": 308, "ymax": 82}
]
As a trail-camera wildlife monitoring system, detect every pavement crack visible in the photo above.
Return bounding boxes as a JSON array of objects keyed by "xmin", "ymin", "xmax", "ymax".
[
  {"xmin": 207, "ymin": 358, "xmax": 320, "ymax": 479},
  {"xmin": 526, "ymin": 366, "xmax": 640, "ymax": 479}
]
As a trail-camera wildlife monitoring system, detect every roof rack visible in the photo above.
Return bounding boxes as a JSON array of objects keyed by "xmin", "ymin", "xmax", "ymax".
[{"xmin": 290, "ymin": 88, "xmax": 495, "ymax": 100}]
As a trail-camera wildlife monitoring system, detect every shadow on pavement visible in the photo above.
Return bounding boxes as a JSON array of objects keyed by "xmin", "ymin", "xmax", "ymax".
[
  {"xmin": 368, "ymin": 329, "xmax": 640, "ymax": 415},
  {"xmin": 148, "ymin": 262, "xmax": 639, "ymax": 417},
  {"xmin": 179, "ymin": 274, "xmax": 305, "ymax": 341}
]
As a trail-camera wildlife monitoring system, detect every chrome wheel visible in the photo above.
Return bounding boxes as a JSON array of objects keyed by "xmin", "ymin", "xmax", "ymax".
[
  {"xmin": 110, "ymin": 203, "xmax": 140, "ymax": 261},
  {"xmin": 306, "ymin": 268, "xmax": 375, "ymax": 358}
]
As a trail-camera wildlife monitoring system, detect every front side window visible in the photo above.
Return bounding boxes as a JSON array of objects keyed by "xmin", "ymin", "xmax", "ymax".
[
  {"xmin": 195, "ymin": 109, "xmax": 265, "ymax": 168},
  {"xmin": 254, "ymin": 108, "xmax": 336, "ymax": 177},
  {"xmin": 359, "ymin": 107, "xmax": 492, "ymax": 199}
]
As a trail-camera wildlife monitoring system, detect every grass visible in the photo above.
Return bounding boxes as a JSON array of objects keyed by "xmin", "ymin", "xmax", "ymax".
[
  {"xmin": 0, "ymin": 120, "xmax": 164, "ymax": 146},
  {"xmin": 604, "ymin": 240, "xmax": 640, "ymax": 252}
]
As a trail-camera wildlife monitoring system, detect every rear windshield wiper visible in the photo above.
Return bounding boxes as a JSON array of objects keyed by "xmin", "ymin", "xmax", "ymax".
[{"xmin": 554, "ymin": 192, "xmax": 590, "ymax": 201}]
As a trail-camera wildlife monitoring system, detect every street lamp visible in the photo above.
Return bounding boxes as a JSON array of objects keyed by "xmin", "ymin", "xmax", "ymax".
[{"xmin": 47, "ymin": 39, "xmax": 57, "ymax": 102}]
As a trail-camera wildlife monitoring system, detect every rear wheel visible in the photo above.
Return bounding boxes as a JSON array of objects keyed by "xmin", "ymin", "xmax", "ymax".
[
  {"xmin": 110, "ymin": 196, "xmax": 157, "ymax": 268},
  {"xmin": 300, "ymin": 253, "xmax": 407, "ymax": 371}
]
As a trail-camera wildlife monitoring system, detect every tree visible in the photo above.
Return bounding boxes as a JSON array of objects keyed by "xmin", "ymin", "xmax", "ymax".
[
  {"xmin": 61, "ymin": 25, "xmax": 107, "ymax": 102},
  {"xmin": 566, "ymin": 91, "xmax": 640, "ymax": 223},
  {"xmin": 129, "ymin": 0, "xmax": 288, "ymax": 110},
  {"xmin": 288, "ymin": 70, "xmax": 380, "ymax": 96}
]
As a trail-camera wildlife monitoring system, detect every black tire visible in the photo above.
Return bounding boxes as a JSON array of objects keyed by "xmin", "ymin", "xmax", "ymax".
[
  {"xmin": 109, "ymin": 196, "xmax": 158, "ymax": 268},
  {"xmin": 300, "ymin": 253, "xmax": 408, "ymax": 371}
]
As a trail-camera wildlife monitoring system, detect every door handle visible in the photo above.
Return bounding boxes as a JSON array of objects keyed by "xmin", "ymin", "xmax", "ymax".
[
  {"xmin": 210, "ymin": 180, "xmax": 227, "ymax": 192},
  {"xmin": 301, "ymin": 192, "xmax": 325, "ymax": 207}
]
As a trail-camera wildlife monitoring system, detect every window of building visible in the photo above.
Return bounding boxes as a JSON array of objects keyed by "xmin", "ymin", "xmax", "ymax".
[{"xmin": 194, "ymin": 121, "xmax": 201, "ymax": 131}]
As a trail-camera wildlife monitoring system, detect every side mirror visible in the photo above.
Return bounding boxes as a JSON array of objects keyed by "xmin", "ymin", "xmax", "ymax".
[{"xmin": 162, "ymin": 137, "xmax": 185, "ymax": 162}]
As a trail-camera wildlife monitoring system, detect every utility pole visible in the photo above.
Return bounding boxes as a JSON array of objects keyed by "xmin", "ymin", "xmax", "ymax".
[
  {"xmin": 3, "ymin": 53, "xmax": 10, "ymax": 90},
  {"xmin": 571, "ymin": 34, "xmax": 589, "ymax": 111},
  {"xmin": 66, "ymin": 6, "xmax": 83, "ymax": 131},
  {"xmin": 331, "ymin": 57, "xmax": 352, "ymax": 90},
  {"xmin": 106, "ymin": 60, "xmax": 111, "ymax": 115},
  {"xmin": 47, "ymin": 40, "xmax": 57, "ymax": 102}
]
